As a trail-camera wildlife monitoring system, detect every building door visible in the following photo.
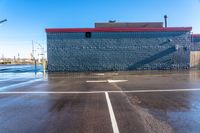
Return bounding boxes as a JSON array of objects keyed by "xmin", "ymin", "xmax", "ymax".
[{"xmin": 190, "ymin": 51, "xmax": 200, "ymax": 69}]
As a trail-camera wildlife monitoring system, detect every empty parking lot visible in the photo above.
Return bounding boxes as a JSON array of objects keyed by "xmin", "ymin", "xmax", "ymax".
[{"xmin": 0, "ymin": 70, "xmax": 200, "ymax": 133}]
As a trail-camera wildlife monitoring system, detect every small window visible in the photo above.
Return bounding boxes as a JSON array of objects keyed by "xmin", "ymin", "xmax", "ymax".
[{"xmin": 85, "ymin": 32, "xmax": 92, "ymax": 38}]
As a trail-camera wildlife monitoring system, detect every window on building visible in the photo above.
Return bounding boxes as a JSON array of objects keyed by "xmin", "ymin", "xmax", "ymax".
[{"xmin": 85, "ymin": 32, "xmax": 92, "ymax": 38}]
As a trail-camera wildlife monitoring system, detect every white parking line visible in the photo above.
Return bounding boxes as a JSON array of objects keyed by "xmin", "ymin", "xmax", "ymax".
[
  {"xmin": 105, "ymin": 92, "xmax": 120, "ymax": 133},
  {"xmin": 86, "ymin": 80, "xmax": 107, "ymax": 83},
  {"xmin": 94, "ymin": 73, "xmax": 105, "ymax": 76},
  {"xmin": 122, "ymin": 88, "xmax": 200, "ymax": 93},
  {"xmin": 0, "ymin": 91, "xmax": 104, "ymax": 94},
  {"xmin": 86, "ymin": 80, "xmax": 128, "ymax": 83},
  {"xmin": 1, "ymin": 88, "xmax": 200, "ymax": 94},
  {"xmin": 107, "ymin": 80, "xmax": 128, "ymax": 83},
  {"xmin": 0, "ymin": 79, "xmax": 42, "ymax": 91}
]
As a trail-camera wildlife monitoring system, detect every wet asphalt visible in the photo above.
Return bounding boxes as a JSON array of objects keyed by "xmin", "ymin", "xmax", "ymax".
[{"xmin": 0, "ymin": 70, "xmax": 200, "ymax": 133}]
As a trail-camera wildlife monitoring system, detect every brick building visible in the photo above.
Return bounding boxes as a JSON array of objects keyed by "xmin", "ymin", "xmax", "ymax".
[{"xmin": 46, "ymin": 22, "xmax": 200, "ymax": 72}]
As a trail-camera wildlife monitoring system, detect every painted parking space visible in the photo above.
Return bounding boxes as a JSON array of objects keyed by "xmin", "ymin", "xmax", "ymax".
[
  {"xmin": 1, "ymin": 90, "xmax": 200, "ymax": 133},
  {"xmin": 0, "ymin": 93, "xmax": 113, "ymax": 133},
  {"xmin": 0, "ymin": 70, "xmax": 200, "ymax": 133}
]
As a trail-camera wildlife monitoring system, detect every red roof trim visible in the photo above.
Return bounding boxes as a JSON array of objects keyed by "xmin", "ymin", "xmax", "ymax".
[
  {"xmin": 45, "ymin": 27, "xmax": 192, "ymax": 33},
  {"xmin": 192, "ymin": 34, "xmax": 200, "ymax": 38}
]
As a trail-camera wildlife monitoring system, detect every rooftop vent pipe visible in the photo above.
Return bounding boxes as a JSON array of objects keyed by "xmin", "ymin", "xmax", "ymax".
[{"xmin": 164, "ymin": 15, "xmax": 168, "ymax": 28}]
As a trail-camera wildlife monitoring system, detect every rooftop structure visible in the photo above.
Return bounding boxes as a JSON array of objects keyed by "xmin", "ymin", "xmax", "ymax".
[{"xmin": 95, "ymin": 22, "xmax": 164, "ymax": 28}]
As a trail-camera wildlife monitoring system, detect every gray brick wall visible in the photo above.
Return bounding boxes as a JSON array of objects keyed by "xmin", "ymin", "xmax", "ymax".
[{"xmin": 47, "ymin": 31, "xmax": 191, "ymax": 72}]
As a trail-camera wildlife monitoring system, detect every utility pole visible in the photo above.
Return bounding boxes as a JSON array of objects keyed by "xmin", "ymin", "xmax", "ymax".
[
  {"xmin": 14, "ymin": 56, "xmax": 16, "ymax": 63},
  {"xmin": 32, "ymin": 40, "xmax": 34, "ymax": 59},
  {"xmin": 32, "ymin": 40, "xmax": 37, "ymax": 73},
  {"xmin": 32, "ymin": 41, "xmax": 46, "ymax": 75},
  {"xmin": 17, "ymin": 53, "xmax": 20, "ymax": 64},
  {"xmin": 37, "ymin": 42, "xmax": 46, "ymax": 73}
]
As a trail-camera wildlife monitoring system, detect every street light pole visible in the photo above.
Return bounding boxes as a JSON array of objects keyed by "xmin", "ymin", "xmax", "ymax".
[
  {"xmin": 0, "ymin": 19, "xmax": 7, "ymax": 24},
  {"xmin": 0, "ymin": 19, "xmax": 7, "ymax": 64}
]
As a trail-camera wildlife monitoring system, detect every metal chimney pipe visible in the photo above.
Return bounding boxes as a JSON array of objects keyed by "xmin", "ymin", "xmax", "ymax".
[{"xmin": 164, "ymin": 15, "xmax": 168, "ymax": 28}]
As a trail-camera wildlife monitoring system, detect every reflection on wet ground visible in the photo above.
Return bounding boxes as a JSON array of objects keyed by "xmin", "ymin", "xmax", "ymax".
[
  {"xmin": 0, "ymin": 65, "xmax": 43, "ymax": 73},
  {"xmin": 0, "ymin": 70, "xmax": 200, "ymax": 132},
  {"xmin": 126, "ymin": 91, "xmax": 200, "ymax": 133}
]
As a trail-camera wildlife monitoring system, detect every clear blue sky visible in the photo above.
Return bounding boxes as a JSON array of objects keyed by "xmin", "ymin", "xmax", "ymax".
[{"xmin": 0, "ymin": 0, "xmax": 200, "ymax": 58}]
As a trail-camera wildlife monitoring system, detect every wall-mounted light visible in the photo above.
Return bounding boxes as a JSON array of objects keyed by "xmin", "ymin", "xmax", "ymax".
[{"xmin": 85, "ymin": 32, "xmax": 92, "ymax": 38}]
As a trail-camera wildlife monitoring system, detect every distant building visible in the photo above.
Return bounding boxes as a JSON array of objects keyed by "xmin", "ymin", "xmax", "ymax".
[{"xmin": 46, "ymin": 22, "xmax": 200, "ymax": 72}]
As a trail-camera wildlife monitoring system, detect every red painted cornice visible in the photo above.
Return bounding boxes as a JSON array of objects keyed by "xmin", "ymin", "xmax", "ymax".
[{"xmin": 46, "ymin": 27, "xmax": 192, "ymax": 33}]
